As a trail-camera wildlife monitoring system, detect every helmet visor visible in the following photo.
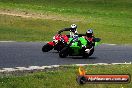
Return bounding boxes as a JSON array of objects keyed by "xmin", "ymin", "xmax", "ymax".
[
  {"xmin": 71, "ymin": 28, "xmax": 76, "ymax": 32},
  {"xmin": 86, "ymin": 33, "xmax": 92, "ymax": 37}
]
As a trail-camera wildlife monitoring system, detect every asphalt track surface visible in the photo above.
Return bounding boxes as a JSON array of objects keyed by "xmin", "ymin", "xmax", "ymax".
[{"xmin": 0, "ymin": 42, "xmax": 132, "ymax": 68}]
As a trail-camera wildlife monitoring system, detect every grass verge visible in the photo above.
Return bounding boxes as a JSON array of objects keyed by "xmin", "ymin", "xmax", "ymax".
[
  {"xmin": 0, "ymin": 64, "xmax": 132, "ymax": 88},
  {"xmin": 0, "ymin": 14, "xmax": 132, "ymax": 44},
  {"xmin": 0, "ymin": 0, "xmax": 132, "ymax": 44}
]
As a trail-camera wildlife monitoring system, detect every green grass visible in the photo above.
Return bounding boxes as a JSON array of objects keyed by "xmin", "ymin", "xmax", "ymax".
[
  {"xmin": 0, "ymin": 14, "xmax": 131, "ymax": 44},
  {"xmin": 0, "ymin": 0, "xmax": 132, "ymax": 44},
  {"xmin": 0, "ymin": 14, "xmax": 77, "ymax": 41},
  {"xmin": 0, "ymin": 64, "xmax": 132, "ymax": 88}
]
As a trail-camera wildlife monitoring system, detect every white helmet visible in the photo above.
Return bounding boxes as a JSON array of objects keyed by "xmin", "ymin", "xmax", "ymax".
[{"xmin": 71, "ymin": 24, "xmax": 77, "ymax": 29}]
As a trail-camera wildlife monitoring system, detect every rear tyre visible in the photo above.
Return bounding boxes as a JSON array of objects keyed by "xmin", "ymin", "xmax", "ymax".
[
  {"xmin": 59, "ymin": 47, "xmax": 69, "ymax": 58},
  {"xmin": 42, "ymin": 44, "xmax": 53, "ymax": 52}
]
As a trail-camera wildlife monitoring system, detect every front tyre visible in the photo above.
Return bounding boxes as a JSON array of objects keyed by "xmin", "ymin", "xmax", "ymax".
[
  {"xmin": 42, "ymin": 44, "xmax": 53, "ymax": 52},
  {"xmin": 82, "ymin": 47, "xmax": 94, "ymax": 58},
  {"xmin": 88, "ymin": 47, "xmax": 94, "ymax": 56},
  {"xmin": 59, "ymin": 47, "xmax": 69, "ymax": 58}
]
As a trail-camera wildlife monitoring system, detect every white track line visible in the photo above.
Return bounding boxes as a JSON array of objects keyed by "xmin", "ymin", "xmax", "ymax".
[
  {"xmin": 0, "ymin": 62, "xmax": 131, "ymax": 73},
  {"xmin": 102, "ymin": 43, "xmax": 117, "ymax": 46},
  {"xmin": 0, "ymin": 41, "xmax": 16, "ymax": 42}
]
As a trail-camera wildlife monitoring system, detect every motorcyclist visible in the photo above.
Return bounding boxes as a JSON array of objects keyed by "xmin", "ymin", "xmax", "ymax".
[
  {"xmin": 83, "ymin": 29, "xmax": 95, "ymax": 53},
  {"xmin": 85, "ymin": 29, "xmax": 95, "ymax": 44},
  {"xmin": 58, "ymin": 24, "xmax": 78, "ymax": 38}
]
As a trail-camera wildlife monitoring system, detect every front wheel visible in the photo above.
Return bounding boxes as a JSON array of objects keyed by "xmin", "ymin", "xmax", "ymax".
[
  {"xmin": 42, "ymin": 44, "xmax": 53, "ymax": 52},
  {"xmin": 88, "ymin": 47, "xmax": 94, "ymax": 56},
  {"xmin": 59, "ymin": 47, "xmax": 69, "ymax": 58},
  {"xmin": 82, "ymin": 47, "xmax": 94, "ymax": 58}
]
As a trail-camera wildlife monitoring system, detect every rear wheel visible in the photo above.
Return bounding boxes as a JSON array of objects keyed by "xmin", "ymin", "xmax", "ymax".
[
  {"xmin": 59, "ymin": 47, "xmax": 69, "ymax": 58},
  {"xmin": 42, "ymin": 44, "xmax": 53, "ymax": 52}
]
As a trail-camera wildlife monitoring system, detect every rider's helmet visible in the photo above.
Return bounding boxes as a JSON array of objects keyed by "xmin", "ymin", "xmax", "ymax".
[
  {"xmin": 86, "ymin": 29, "xmax": 93, "ymax": 37},
  {"xmin": 70, "ymin": 24, "xmax": 77, "ymax": 33},
  {"xmin": 71, "ymin": 24, "xmax": 77, "ymax": 29}
]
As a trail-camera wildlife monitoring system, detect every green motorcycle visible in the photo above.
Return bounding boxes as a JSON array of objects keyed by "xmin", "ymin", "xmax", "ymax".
[{"xmin": 59, "ymin": 35, "xmax": 101, "ymax": 58}]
